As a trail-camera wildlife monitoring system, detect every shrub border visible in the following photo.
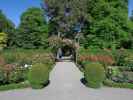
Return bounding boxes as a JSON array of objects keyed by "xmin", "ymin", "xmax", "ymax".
[
  {"xmin": 104, "ymin": 79, "xmax": 133, "ymax": 89},
  {"xmin": 0, "ymin": 81, "xmax": 30, "ymax": 91}
]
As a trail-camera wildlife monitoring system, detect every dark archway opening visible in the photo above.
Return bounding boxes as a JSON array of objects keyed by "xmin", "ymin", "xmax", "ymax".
[
  {"xmin": 62, "ymin": 46, "xmax": 73, "ymax": 56},
  {"xmin": 56, "ymin": 46, "xmax": 76, "ymax": 61}
]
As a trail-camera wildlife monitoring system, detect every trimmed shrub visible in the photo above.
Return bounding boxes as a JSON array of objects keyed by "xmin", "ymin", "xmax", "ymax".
[
  {"xmin": 84, "ymin": 62, "xmax": 105, "ymax": 88},
  {"xmin": 104, "ymin": 79, "xmax": 133, "ymax": 89},
  {"xmin": 28, "ymin": 63, "xmax": 50, "ymax": 89},
  {"xmin": 0, "ymin": 81, "xmax": 30, "ymax": 91},
  {"xmin": 1, "ymin": 49, "xmax": 54, "ymax": 66}
]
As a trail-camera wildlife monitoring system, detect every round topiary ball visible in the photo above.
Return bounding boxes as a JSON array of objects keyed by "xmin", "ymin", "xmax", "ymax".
[
  {"xmin": 28, "ymin": 63, "xmax": 50, "ymax": 89},
  {"xmin": 84, "ymin": 62, "xmax": 105, "ymax": 88}
]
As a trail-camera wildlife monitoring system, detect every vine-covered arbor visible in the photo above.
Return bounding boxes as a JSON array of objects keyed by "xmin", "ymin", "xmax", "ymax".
[{"xmin": 48, "ymin": 36, "xmax": 79, "ymax": 62}]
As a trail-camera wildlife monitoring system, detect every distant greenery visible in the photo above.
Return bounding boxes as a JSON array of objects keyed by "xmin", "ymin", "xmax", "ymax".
[
  {"xmin": 0, "ymin": 1, "xmax": 132, "ymax": 49},
  {"xmin": 15, "ymin": 7, "xmax": 49, "ymax": 49},
  {"xmin": 43, "ymin": 0, "xmax": 133, "ymax": 49}
]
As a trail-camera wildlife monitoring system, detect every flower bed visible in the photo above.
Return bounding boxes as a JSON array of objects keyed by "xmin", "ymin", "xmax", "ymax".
[{"xmin": 0, "ymin": 49, "xmax": 55, "ymax": 90}]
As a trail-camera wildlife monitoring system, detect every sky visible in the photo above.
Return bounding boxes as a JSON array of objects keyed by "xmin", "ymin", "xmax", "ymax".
[
  {"xmin": 129, "ymin": 0, "xmax": 133, "ymax": 16},
  {"xmin": 0, "ymin": 0, "xmax": 41, "ymax": 26},
  {"xmin": 0, "ymin": 0, "xmax": 133, "ymax": 26}
]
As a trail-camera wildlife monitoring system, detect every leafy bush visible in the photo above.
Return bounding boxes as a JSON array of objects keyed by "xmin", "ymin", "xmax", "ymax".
[
  {"xmin": 9, "ymin": 69, "xmax": 25, "ymax": 83},
  {"xmin": 104, "ymin": 79, "xmax": 133, "ymax": 89},
  {"xmin": 0, "ymin": 56, "xmax": 5, "ymax": 65},
  {"xmin": 2, "ymin": 50, "xmax": 33, "ymax": 65},
  {"xmin": 112, "ymin": 49, "xmax": 133, "ymax": 70},
  {"xmin": 0, "ymin": 32, "xmax": 7, "ymax": 50},
  {"xmin": 84, "ymin": 62, "xmax": 105, "ymax": 88},
  {"xmin": 107, "ymin": 67, "xmax": 122, "ymax": 79},
  {"xmin": 1, "ymin": 49, "xmax": 54, "ymax": 66},
  {"xmin": 0, "ymin": 69, "xmax": 6, "ymax": 85},
  {"xmin": 112, "ymin": 49, "xmax": 127, "ymax": 66},
  {"xmin": 0, "ymin": 81, "xmax": 30, "ymax": 91},
  {"xmin": 0, "ymin": 64, "xmax": 28, "ymax": 85},
  {"xmin": 28, "ymin": 63, "xmax": 50, "ymax": 89}
]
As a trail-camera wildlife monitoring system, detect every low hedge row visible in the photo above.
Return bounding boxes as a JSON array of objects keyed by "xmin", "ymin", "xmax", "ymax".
[
  {"xmin": 104, "ymin": 79, "xmax": 133, "ymax": 89},
  {"xmin": 0, "ymin": 81, "xmax": 30, "ymax": 91}
]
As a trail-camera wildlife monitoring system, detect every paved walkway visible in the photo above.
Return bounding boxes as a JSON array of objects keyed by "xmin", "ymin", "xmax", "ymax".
[{"xmin": 0, "ymin": 62, "xmax": 133, "ymax": 100}]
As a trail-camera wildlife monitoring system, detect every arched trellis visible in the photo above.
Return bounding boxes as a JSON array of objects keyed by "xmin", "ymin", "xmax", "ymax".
[{"xmin": 48, "ymin": 36, "xmax": 80, "ymax": 62}]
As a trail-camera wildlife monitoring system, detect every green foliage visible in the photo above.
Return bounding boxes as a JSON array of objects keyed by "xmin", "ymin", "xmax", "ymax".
[
  {"xmin": 0, "ymin": 32, "xmax": 7, "ymax": 50},
  {"xmin": 8, "ymin": 69, "xmax": 26, "ymax": 83},
  {"xmin": 84, "ymin": 62, "xmax": 105, "ymax": 88},
  {"xmin": 28, "ymin": 63, "xmax": 50, "ymax": 89},
  {"xmin": 0, "ymin": 69, "xmax": 6, "ymax": 85},
  {"xmin": 0, "ymin": 65, "xmax": 28, "ymax": 85},
  {"xmin": 111, "ymin": 67, "xmax": 121, "ymax": 77},
  {"xmin": 83, "ymin": 0, "xmax": 131, "ymax": 49},
  {"xmin": 0, "ymin": 10, "xmax": 15, "ymax": 33},
  {"xmin": 44, "ymin": 0, "xmax": 88, "ymax": 38},
  {"xmin": 104, "ymin": 79, "xmax": 133, "ymax": 89},
  {"xmin": 0, "ymin": 49, "xmax": 54, "ymax": 88},
  {"xmin": 112, "ymin": 49, "xmax": 127, "ymax": 66},
  {"xmin": 1, "ymin": 48, "xmax": 54, "ymax": 66},
  {"xmin": 0, "ymin": 81, "xmax": 30, "ymax": 91},
  {"xmin": 112, "ymin": 49, "xmax": 133, "ymax": 69},
  {"xmin": 107, "ymin": 67, "xmax": 126, "ymax": 82},
  {"xmin": 78, "ymin": 47, "xmax": 112, "ymax": 55},
  {"xmin": 15, "ymin": 7, "xmax": 48, "ymax": 49},
  {"xmin": 0, "ymin": 10, "xmax": 15, "ymax": 48}
]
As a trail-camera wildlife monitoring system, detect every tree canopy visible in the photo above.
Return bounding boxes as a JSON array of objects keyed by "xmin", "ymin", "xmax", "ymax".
[
  {"xmin": 43, "ymin": 0, "xmax": 88, "ymax": 38},
  {"xmin": 0, "ymin": 10, "xmax": 15, "ymax": 47},
  {"xmin": 15, "ymin": 7, "xmax": 48, "ymax": 49},
  {"xmin": 0, "ymin": 0, "xmax": 133, "ymax": 50},
  {"xmin": 42, "ymin": 0, "xmax": 132, "ymax": 49}
]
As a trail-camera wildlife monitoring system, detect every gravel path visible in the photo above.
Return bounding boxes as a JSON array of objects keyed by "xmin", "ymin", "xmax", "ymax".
[{"xmin": 0, "ymin": 62, "xmax": 133, "ymax": 100}]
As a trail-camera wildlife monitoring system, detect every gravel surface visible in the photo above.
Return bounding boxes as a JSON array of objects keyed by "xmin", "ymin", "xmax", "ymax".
[{"xmin": 0, "ymin": 62, "xmax": 133, "ymax": 100}]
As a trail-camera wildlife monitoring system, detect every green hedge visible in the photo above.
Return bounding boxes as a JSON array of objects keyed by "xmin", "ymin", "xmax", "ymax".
[
  {"xmin": 1, "ymin": 48, "xmax": 54, "ymax": 65},
  {"xmin": 0, "ymin": 81, "xmax": 30, "ymax": 91},
  {"xmin": 84, "ymin": 62, "xmax": 105, "ymax": 88},
  {"xmin": 104, "ymin": 79, "xmax": 133, "ymax": 89},
  {"xmin": 28, "ymin": 63, "xmax": 50, "ymax": 89}
]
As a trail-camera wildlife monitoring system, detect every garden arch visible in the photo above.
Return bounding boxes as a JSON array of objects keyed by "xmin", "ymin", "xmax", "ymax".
[{"xmin": 48, "ymin": 36, "xmax": 79, "ymax": 62}]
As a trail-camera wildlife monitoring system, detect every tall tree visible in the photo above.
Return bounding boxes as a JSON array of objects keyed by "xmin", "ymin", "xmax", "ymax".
[
  {"xmin": 0, "ymin": 10, "xmax": 15, "ymax": 47},
  {"xmin": 83, "ymin": 0, "xmax": 130, "ymax": 49},
  {"xmin": 43, "ymin": 0, "xmax": 88, "ymax": 38},
  {"xmin": 16, "ymin": 7, "xmax": 48, "ymax": 49}
]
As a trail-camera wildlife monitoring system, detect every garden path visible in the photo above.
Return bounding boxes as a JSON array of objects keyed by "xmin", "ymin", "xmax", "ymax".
[{"xmin": 0, "ymin": 62, "xmax": 133, "ymax": 100}]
